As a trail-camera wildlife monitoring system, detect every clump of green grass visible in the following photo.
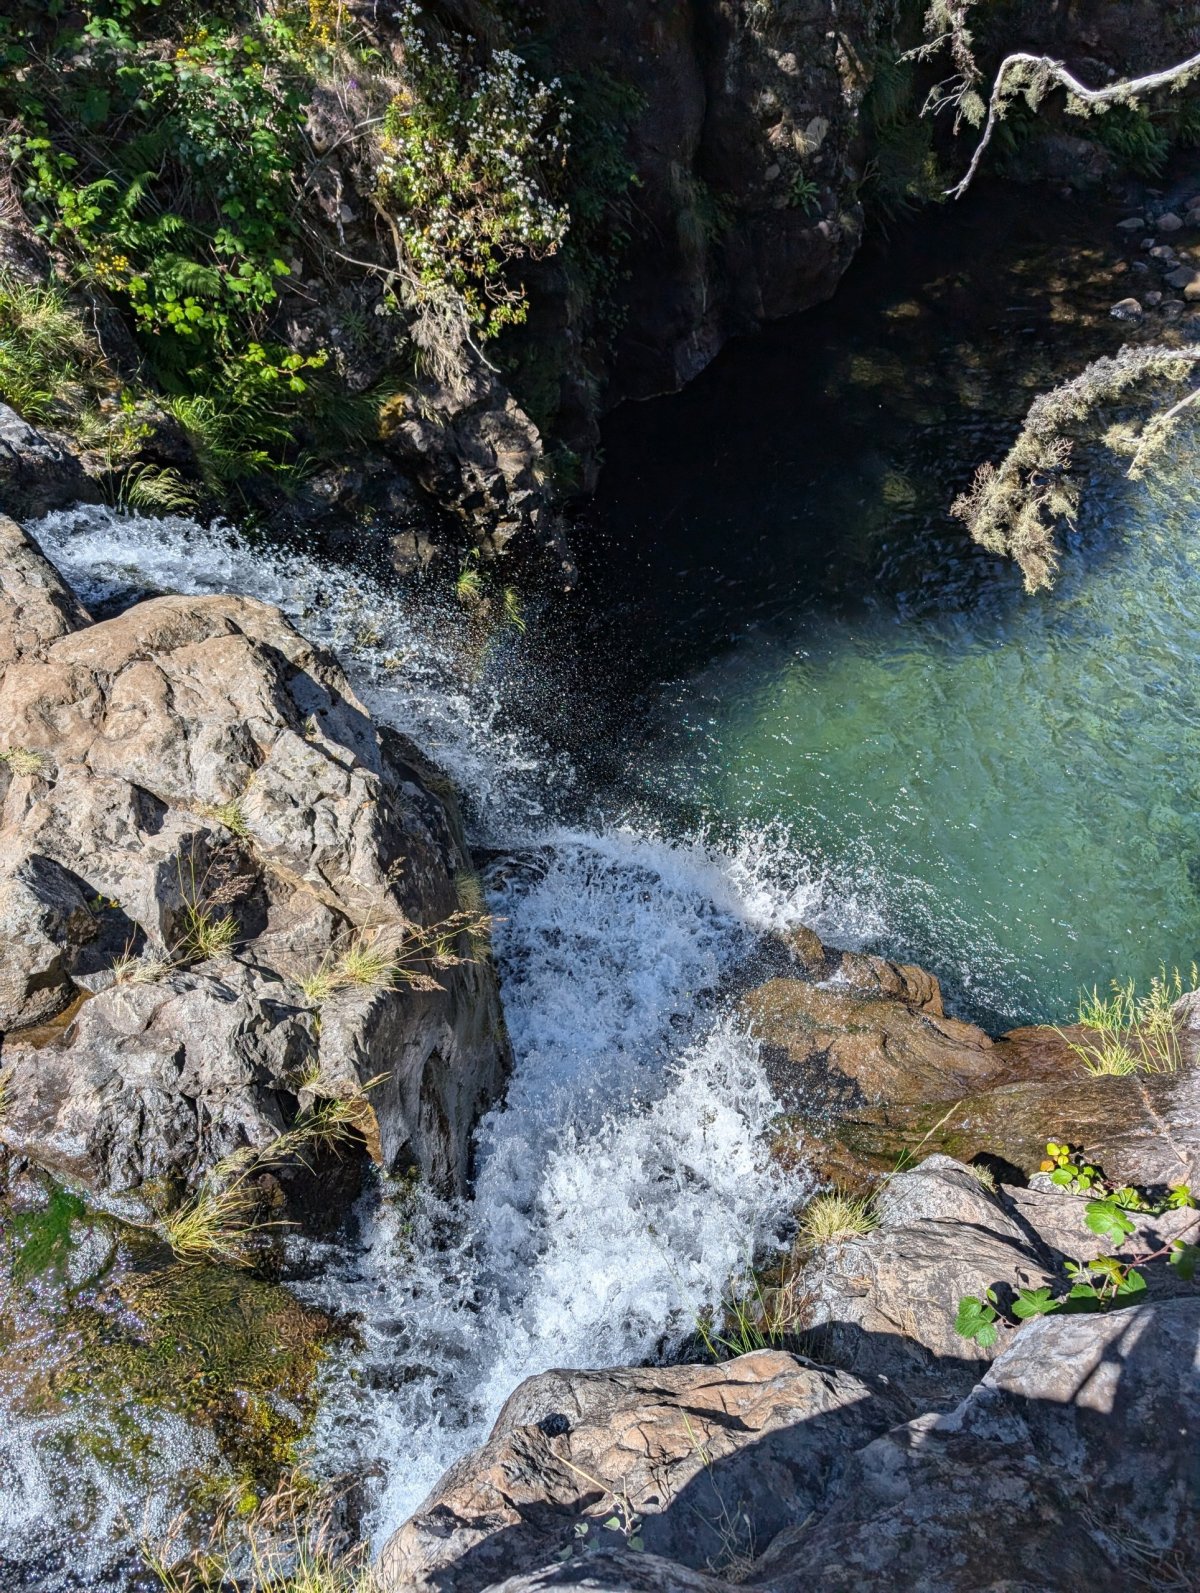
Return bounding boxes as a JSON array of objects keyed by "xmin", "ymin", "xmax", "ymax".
[
  {"xmin": 0, "ymin": 746, "xmax": 45, "ymax": 776},
  {"xmin": 143, "ymin": 1476, "xmax": 383, "ymax": 1593},
  {"xmin": 798, "ymin": 1190, "xmax": 879, "ymax": 1247},
  {"xmin": 118, "ymin": 462, "xmax": 197, "ymax": 515},
  {"xmin": 1062, "ymin": 965, "xmax": 1196, "ymax": 1077},
  {"xmin": 177, "ymin": 903, "xmax": 238, "ymax": 964},
  {"xmin": 200, "ymin": 797, "xmax": 251, "ymax": 840},
  {"xmin": 0, "ymin": 272, "xmax": 102, "ymax": 426}
]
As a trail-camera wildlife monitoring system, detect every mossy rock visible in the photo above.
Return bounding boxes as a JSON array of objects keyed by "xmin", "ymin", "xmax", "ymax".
[
  {"xmin": 2, "ymin": 1188, "xmax": 340, "ymax": 1495},
  {"xmin": 779, "ymin": 1040, "xmax": 1200, "ymax": 1195}
]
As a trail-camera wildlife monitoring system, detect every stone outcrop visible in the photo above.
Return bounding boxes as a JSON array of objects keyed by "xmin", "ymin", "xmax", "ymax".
[
  {"xmin": 0, "ymin": 515, "xmax": 510, "ymax": 1202},
  {"xmin": 0, "ymin": 403, "xmax": 102, "ymax": 524},
  {"xmin": 381, "ymin": 1349, "xmax": 912, "ymax": 1593},
  {"xmin": 766, "ymin": 1298, "xmax": 1200, "ymax": 1591},
  {"xmin": 748, "ymin": 931, "xmax": 1200, "ymax": 1193},
  {"xmin": 381, "ymin": 1158, "xmax": 1200, "ymax": 1593}
]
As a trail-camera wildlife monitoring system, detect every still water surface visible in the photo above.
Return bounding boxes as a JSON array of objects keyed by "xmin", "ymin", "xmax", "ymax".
[{"xmin": 560, "ymin": 185, "xmax": 1200, "ymax": 1027}]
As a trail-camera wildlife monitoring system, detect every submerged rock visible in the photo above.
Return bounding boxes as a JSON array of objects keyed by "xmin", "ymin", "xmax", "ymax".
[{"xmin": 0, "ymin": 516, "xmax": 510, "ymax": 1203}]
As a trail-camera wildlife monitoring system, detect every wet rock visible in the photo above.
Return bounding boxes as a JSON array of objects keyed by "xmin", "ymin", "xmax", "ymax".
[
  {"xmin": 762, "ymin": 1299, "xmax": 1200, "ymax": 1590},
  {"xmin": 481, "ymin": 1551, "xmax": 736, "ymax": 1592},
  {"xmin": 1110, "ymin": 296, "xmax": 1143, "ymax": 320},
  {"xmin": 0, "ymin": 520, "xmax": 510, "ymax": 1202},
  {"xmin": 1164, "ymin": 264, "xmax": 1200, "ymax": 294},
  {"xmin": 1116, "ymin": 215, "xmax": 1146, "ymax": 230},
  {"xmin": 1157, "ymin": 210, "xmax": 1183, "ymax": 231},
  {"xmin": 741, "ymin": 973, "xmax": 998, "ymax": 1121},
  {"xmin": 0, "ymin": 514, "xmax": 90, "ymax": 674},
  {"xmin": 379, "ymin": 1351, "xmax": 911, "ymax": 1593},
  {"xmin": 0, "ymin": 404, "xmax": 101, "ymax": 522}
]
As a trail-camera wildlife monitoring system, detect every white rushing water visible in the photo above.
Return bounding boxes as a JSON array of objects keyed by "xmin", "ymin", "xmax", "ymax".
[{"xmin": 15, "ymin": 507, "xmax": 885, "ymax": 1564}]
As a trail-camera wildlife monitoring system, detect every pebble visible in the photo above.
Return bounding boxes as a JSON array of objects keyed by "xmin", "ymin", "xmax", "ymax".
[
  {"xmin": 1158, "ymin": 211, "xmax": 1183, "ymax": 232},
  {"xmin": 1145, "ymin": 290, "xmax": 1164, "ymax": 306},
  {"xmin": 1116, "ymin": 215, "xmax": 1146, "ymax": 230},
  {"xmin": 1150, "ymin": 245, "xmax": 1179, "ymax": 261},
  {"xmin": 1165, "ymin": 264, "xmax": 1198, "ymax": 290},
  {"xmin": 1140, "ymin": 236, "xmax": 1159, "ymax": 251},
  {"xmin": 1110, "ymin": 297, "xmax": 1143, "ymax": 320},
  {"xmin": 1162, "ymin": 298, "xmax": 1187, "ymax": 316},
  {"xmin": 1131, "ymin": 260, "xmax": 1150, "ymax": 274}
]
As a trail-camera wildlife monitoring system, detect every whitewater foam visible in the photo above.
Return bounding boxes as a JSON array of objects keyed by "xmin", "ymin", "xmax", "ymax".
[{"xmin": 17, "ymin": 507, "xmax": 879, "ymax": 1565}]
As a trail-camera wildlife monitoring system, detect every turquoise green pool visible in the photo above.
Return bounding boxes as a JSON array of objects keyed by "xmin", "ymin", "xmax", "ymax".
[{"xmin": 569, "ymin": 186, "xmax": 1200, "ymax": 1027}]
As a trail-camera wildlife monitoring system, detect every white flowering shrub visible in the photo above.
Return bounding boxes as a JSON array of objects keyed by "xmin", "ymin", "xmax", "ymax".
[{"xmin": 377, "ymin": 3, "xmax": 571, "ymax": 339}]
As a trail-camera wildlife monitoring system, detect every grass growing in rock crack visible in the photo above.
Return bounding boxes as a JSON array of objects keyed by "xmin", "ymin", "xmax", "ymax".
[
  {"xmin": 0, "ymin": 746, "xmax": 45, "ymax": 776},
  {"xmin": 294, "ymin": 910, "xmax": 492, "ymax": 1007},
  {"xmin": 798, "ymin": 1189, "xmax": 879, "ymax": 1247},
  {"xmin": 156, "ymin": 1098, "xmax": 369, "ymax": 1267},
  {"xmin": 178, "ymin": 903, "xmax": 239, "ymax": 963},
  {"xmin": 199, "ymin": 796, "xmax": 251, "ymax": 840},
  {"xmin": 1062, "ymin": 964, "xmax": 1196, "ymax": 1076}
]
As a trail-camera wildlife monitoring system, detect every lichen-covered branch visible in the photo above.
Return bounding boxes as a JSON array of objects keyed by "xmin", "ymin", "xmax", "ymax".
[
  {"xmin": 952, "ymin": 345, "xmax": 1200, "ymax": 592},
  {"xmin": 947, "ymin": 48, "xmax": 1200, "ymax": 199}
]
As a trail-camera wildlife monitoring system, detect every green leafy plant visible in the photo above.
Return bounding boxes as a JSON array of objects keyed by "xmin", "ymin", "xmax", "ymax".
[
  {"xmin": 955, "ymin": 1289, "xmax": 1001, "ymax": 1347},
  {"xmin": 788, "ymin": 172, "xmax": 821, "ymax": 214},
  {"xmin": 375, "ymin": 2, "xmax": 570, "ymax": 339},
  {"xmin": 1040, "ymin": 1140, "xmax": 1105, "ymax": 1193}
]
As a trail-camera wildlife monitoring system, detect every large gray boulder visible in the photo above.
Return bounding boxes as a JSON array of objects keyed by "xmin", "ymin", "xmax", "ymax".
[
  {"xmin": 763, "ymin": 1298, "xmax": 1200, "ymax": 1590},
  {"xmin": 0, "ymin": 516, "xmax": 509, "ymax": 1200},
  {"xmin": 379, "ymin": 1349, "xmax": 911, "ymax": 1593}
]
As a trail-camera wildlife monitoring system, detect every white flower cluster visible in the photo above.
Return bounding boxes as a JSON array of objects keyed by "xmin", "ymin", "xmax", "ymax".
[{"xmin": 379, "ymin": 3, "xmax": 572, "ymax": 335}]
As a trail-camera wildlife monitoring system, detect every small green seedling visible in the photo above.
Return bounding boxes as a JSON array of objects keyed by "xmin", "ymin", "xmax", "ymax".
[{"xmin": 1041, "ymin": 1141, "xmax": 1104, "ymax": 1193}]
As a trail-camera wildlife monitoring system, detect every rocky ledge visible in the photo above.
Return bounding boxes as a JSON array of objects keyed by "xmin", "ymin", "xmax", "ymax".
[
  {"xmin": 380, "ymin": 934, "xmax": 1200, "ymax": 1591},
  {"xmin": 383, "ymin": 1157, "xmax": 1199, "ymax": 1591},
  {"xmin": 0, "ymin": 513, "xmax": 509, "ymax": 1209}
]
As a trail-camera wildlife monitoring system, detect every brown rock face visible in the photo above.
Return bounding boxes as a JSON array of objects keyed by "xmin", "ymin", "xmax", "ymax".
[
  {"xmin": 742, "ymin": 974, "xmax": 997, "ymax": 1119},
  {"xmin": 0, "ymin": 517, "xmax": 509, "ymax": 1200},
  {"xmin": 379, "ymin": 1350, "xmax": 911, "ymax": 1593}
]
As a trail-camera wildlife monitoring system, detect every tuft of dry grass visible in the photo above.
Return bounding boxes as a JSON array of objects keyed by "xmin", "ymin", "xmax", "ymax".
[
  {"xmin": 156, "ymin": 1097, "xmax": 371, "ymax": 1267},
  {"xmin": 143, "ymin": 1477, "xmax": 383, "ymax": 1593},
  {"xmin": 294, "ymin": 909, "xmax": 492, "ymax": 1008},
  {"xmin": 798, "ymin": 1190, "xmax": 878, "ymax": 1247},
  {"xmin": 0, "ymin": 746, "xmax": 45, "ymax": 776}
]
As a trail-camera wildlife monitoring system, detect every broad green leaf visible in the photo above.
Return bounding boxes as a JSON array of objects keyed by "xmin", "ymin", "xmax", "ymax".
[
  {"xmin": 1169, "ymin": 1242, "xmax": 1199, "ymax": 1282},
  {"xmin": 955, "ymin": 1295, "xmax": 999, "ymax": 1346},
  {"xmin": 1012, "ymin": 1286, "xmax": 1059, "ymax": 1320},
  {"xmin": 1085, "ymin": 1199, "xmax": 1136, "ymax": 1244}
]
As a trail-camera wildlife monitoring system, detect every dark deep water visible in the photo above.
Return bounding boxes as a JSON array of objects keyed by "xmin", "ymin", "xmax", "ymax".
[{"xmin": 538, "ymin": 180, "xmax": 1200, "ymax": 1029}]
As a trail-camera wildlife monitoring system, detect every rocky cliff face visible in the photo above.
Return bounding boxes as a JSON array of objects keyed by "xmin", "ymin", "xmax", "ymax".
[{"xmin": 0, "ymin": 514, "xmax": 510, "ymax": 1206}]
